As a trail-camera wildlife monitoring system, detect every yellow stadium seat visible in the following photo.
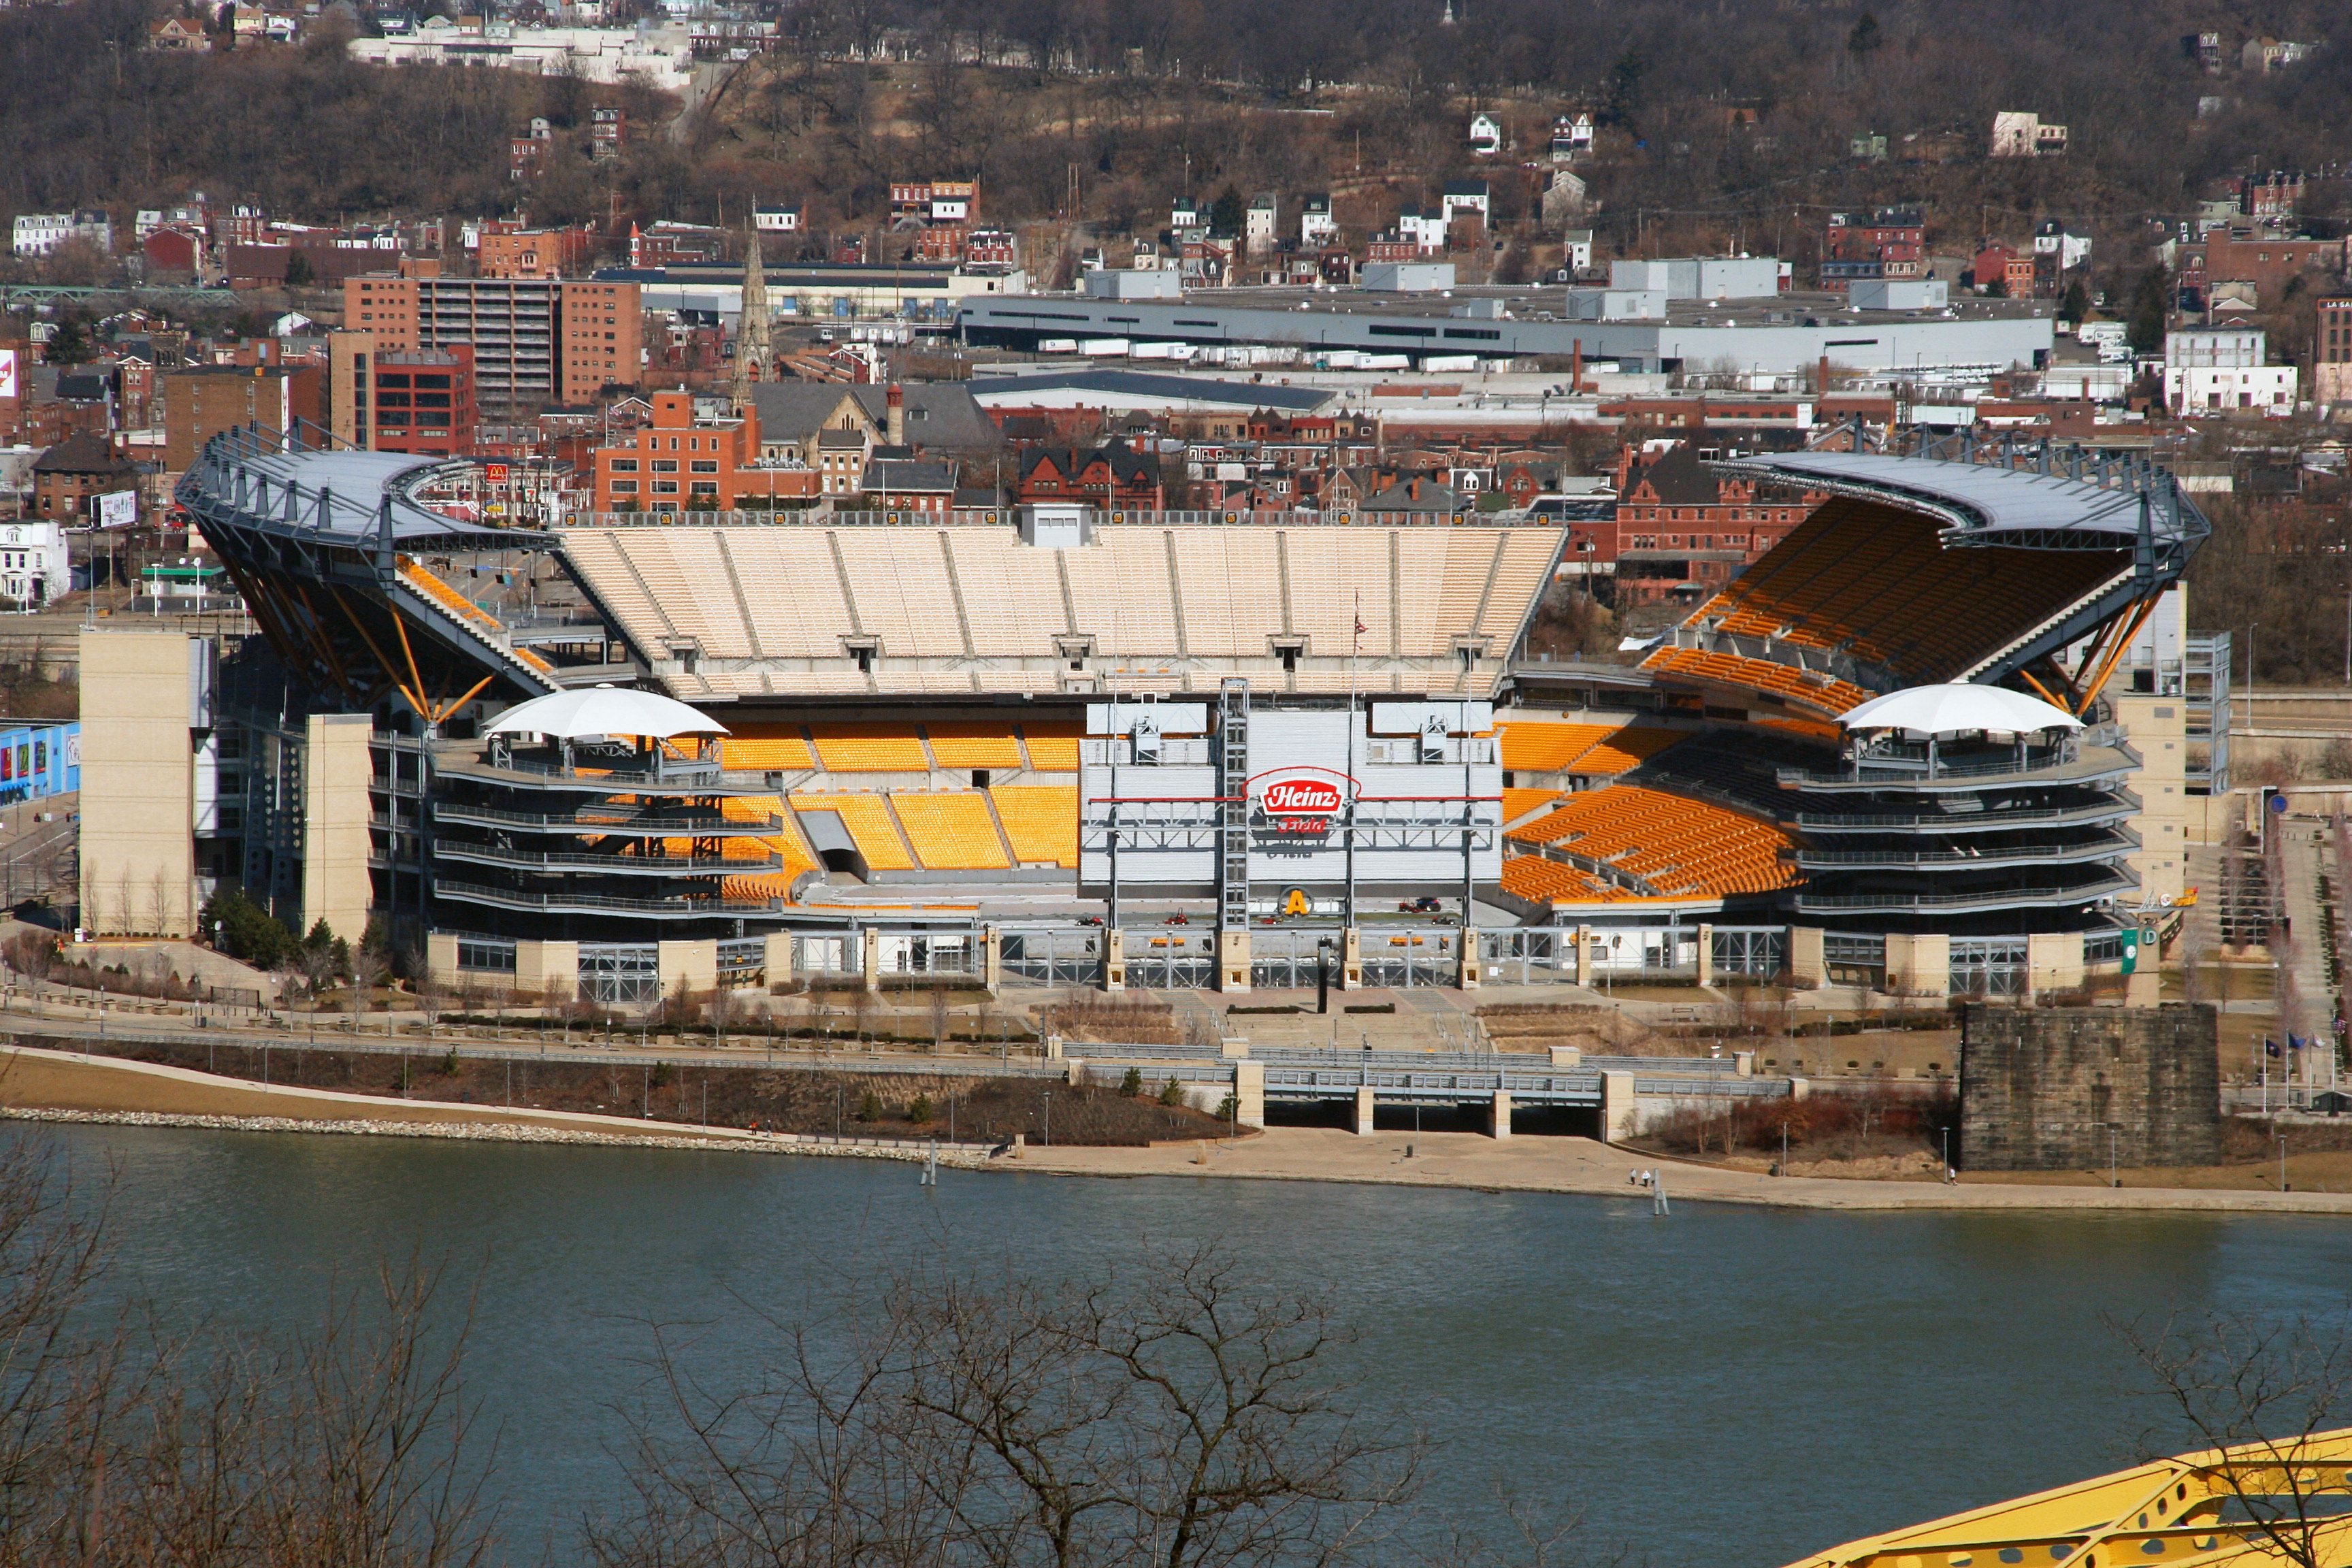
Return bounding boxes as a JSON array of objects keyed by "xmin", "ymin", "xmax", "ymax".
[
  {"xmin": 1502, "ymin": 787, "xmax": 1565, "ymax": 825},
  {"xmin": 789, "ymin": 792, "xmax": 916, "ymax": 870},
  {"xmin": 889, "ymin": 792, "xmax": 1011, "ymax": 870},
  {"xmin": 925, "ymin": 725, "xmax": 1024, "ymax": 770},
  {"xmin": 1503, "ymin": 785, "xmax": 1797, "ymax": 899},
  {"xmin": 720, "ymin": 731, "xmax": 817, "ymax": 771},
  {"xmin": 992, "ymin": 785, "xmax": 1079, "ymax": 866},
  {"xmin": 808, "ymin": 725, "xmax": 931, "ymax": 772},
  {"xmin": 1497, "ymin": 721, "xmax": 1612, "ymax": 773},
  {"xmin": 1573, "ymin": 726, "xmax": 1687, "ymax": 774},
  {"xmin": 1021, "ymin": 726, "xmax": 1082, "ymax": 771}
]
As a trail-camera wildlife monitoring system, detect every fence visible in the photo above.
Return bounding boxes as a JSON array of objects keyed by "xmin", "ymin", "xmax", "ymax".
[
  {"xmin": 1712, "ymin": 927, "xmax": 1787, "ymax": 979},
  {"xmin": 1823, "ymin": 932, "xmax": 1885, "ymax": 990},
  {"xmin": 1948, "ymin": 937, "xmax": 2028, "ymax": 998},
  {"xmin": 1000, "ymin": 928, "xmax": 1106, "ymax": 986}
]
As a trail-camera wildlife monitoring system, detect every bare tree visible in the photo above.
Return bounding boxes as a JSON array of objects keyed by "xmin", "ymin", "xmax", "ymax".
[
  {"xmin": 591, "ymin": 1242, "xmax": 1422, "ymax": 1568},
  {"xmin": 0, "ymin": 1135, "xmax": 501, "ymax": 1564},
  {"xmin": 2116, "ymin": 1309, "xmax": 2352, "ymax": 1568},
  {"xmin": 0, "ymin": 1134, "xmax": 125, "ymax": 1563},
  {"xmin": 352, "ymin": 944, "xmax": 391, "ymax": 1030}
]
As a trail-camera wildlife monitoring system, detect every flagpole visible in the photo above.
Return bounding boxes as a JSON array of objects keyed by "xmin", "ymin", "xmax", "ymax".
[{"xmin": 1349, "ymin": 589, "xmax": 1363, "ymax": 930}]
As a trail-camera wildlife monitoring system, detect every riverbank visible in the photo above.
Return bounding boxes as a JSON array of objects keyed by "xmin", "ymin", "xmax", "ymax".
[
  {"xmin": 7, "ymin": 1045, "xmax": 2350, "ymax": 1213},
  {"xmin": 0, "ymin": 1047, "xmax": 990, "ymax": 1166}
]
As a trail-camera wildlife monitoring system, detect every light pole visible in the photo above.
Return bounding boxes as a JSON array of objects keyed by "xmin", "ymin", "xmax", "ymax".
[{"xmin": 2248, "ymin": 622, "xmax": 2258, "ymax": 718}]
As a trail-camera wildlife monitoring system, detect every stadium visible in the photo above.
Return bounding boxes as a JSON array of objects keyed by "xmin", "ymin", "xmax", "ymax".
[{"xmin": 140, "ymin": 419, "xmax": 2216, "ymax": 1003}]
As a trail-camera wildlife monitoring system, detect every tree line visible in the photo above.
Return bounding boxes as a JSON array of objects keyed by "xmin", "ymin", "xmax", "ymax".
[{"xmin": 13, "ymin": 0, "xmax": 2352, "ymax": 267}]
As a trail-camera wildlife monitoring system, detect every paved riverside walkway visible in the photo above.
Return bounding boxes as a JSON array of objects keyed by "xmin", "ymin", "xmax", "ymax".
[
  {"xmin": 1013, "ymin": 1127, "xmax": 2352, "ymax": 1213},
  {"xmin": 7, "ymin": 1045, "xmax": 2351, "ymax": 1215}
]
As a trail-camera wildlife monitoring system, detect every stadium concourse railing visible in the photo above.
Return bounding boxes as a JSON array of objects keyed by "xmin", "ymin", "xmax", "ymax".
[
  {"xmin": 558, "ymin": 505, "xmax": 1518, "ymax": 529},
  {"xmin": 439, "ymin": 925, "xmax": 2125, "ymax": 1001},
  {"xmin": 1816, "ymin": 417, "xmax": 2204, "ymax": 502}
]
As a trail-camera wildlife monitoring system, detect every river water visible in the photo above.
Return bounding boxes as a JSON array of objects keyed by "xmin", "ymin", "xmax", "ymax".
[{"xmin": 33, "ymin": 1122, "xmax": 2352, "ymax": 1566}]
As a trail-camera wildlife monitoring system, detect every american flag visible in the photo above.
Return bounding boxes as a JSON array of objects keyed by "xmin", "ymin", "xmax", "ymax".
[{"xmin": 1353, "ymin": 591, "xmax": 1366, "ymax": 652}]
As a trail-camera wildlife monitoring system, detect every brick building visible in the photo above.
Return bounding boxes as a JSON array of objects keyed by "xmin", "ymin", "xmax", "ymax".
[
  {"xmin": 1821, "ymin": 207, "xmax": 1924, "ymax": 289},
  {"xmin": 31, "ymin": 433, "xmax": 136, "ymax": 523},
  {"xmin": 342, "ymin": 274, "xmax": 639, "ymax": 410},
  {"xmin": 2173, "ymin": 231, "xmax": 2345, "ymax": 310},
  {"xmin": 590, "ymin": 388, "xmax": 815, "ymax": 512},
  {"xmin": 362, "ymin": 346, "xmax": 477, "ymax": 456},
  {"xmin": 475, "ymin": 224, "xmax": 595, "ymax": 280},
  {"xmin": 1969, "ymin": 244, "xmax": 2037, "ymax": 298},
  {"xmin": 2315, "ymin": 296, "xmax": 2352, "ymax": 408},
  {"xmin": 1015, "ymin": 442, "xmax": 1164, "ymax": 510},
  {"xmin": 161, "ymin": 363, "xmax": 323, "ymax": 472},
  {"xmin": 1604, "ymin": 444, "xmax": 1818, "ymax": 607}
]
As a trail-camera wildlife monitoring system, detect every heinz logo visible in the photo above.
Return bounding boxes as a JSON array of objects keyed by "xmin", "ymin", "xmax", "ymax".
[{"xmin": 1262, "ymin": 779, "xmax": 1343, "ymax": 816}]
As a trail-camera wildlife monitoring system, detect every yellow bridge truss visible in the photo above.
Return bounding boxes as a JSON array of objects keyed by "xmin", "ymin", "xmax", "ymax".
[{"xmin": 1786, "ymin": 1431, "xmax": 2352, "ymax": 1568}]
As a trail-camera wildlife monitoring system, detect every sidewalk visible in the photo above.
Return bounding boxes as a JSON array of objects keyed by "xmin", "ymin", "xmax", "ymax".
[{"xmin": 1017, "ymin": 1127, "xmax": 2352, "ymax": 1213}]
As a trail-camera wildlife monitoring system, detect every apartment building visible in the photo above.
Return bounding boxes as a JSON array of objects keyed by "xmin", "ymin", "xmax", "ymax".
[
  {"xmin": 162, "ymin": 364, "xmax": 324, "ymax": 473},
  {"xmin": 2315, "ymin": 297, "xmax": 2352, "ymax": 408},
  {"xmin": 361, "ymin": 346, "xmax": 478, "ymax": 456},
  {"xmin": 590, "ymin": 388, "xmax": 818, "ymax": 511},
  {"xmin": 1822, "ymin": 207, "xmax": 1925, "ymax": 289},
  {"xmin": 474, "ymin": 225, "xmax": 594, "ymax": 280},
  {"xmin": 342, "ymin": 274, "xmax": 639, "ymax": 410}
]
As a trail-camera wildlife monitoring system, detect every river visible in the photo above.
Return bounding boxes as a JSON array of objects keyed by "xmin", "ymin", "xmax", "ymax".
[{"xmin": 33, "ymin": 1122, "xmax": 2352, "ymax": 1565}]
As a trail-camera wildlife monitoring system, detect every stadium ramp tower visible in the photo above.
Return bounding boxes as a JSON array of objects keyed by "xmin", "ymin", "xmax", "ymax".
[
  {"xmin": 176, "ymin": 423, "xmax": 559, "ymax": 727},
  {"xmin": 1645, "ymin": 435, "xmax": 2209, "ymax": 722}
]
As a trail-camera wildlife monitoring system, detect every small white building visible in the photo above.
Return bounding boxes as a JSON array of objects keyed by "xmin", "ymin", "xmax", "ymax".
[
  {"xmin": 0, "ymin": 520, "xmax": 70, "ymax": 607},
  {"xmin": 1541, "ymin": 170, "xmax": 1588, "ymax": 229},
  {"xmin": 1468, "ymin": 112, "xmax": 1503, "ymax": 156},
  {"xmin": 2033, "ymin": 221, "xmax": 2092, "ymax": 272},
  {"xmin": 753, "ymin": 203, "xmax": 802, "ymax": 233},
  {"xmin": 1440, "ymin": 180, "xmax": 1491, "ymax": 225},
  {"xmin": 2165, "ymin": 329, "xmax": 2266, "ymax": 369},
  {"xmin": 1299, "ymin": 194, "xmax": 1336, "ymax": 248},
  {"xmin": 1396, "ymin": 209, "xmax": 1449, "ymax": 252},
  {"xmin": 1550, "ymin": 112, "xmax": 1594, "ymax": 161},
  {"xmin": 12, "ymin": 212, "xmax": 114, "ymax": 259},
  {"xmin": 1558, "ymin": 229, "xmax": 1594, "ymax": 276},
  {"xmin": 2165, "ymin": 363, "xmax": 2298, "ymax": 414}
]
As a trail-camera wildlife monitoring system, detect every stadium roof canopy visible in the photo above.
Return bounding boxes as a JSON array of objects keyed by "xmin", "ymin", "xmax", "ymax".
[
  {"xmin": 176, "ymin": 425, "xmax": 558, "ymax": 717},
  {"xmin": 184, "ymin": 440, "xmax": 534, "ymax": 550},
  {"xmin": 559, "ymin": 519, "xmax": 1565, "ymax": 703},
  {"xmin": 1842, "ymin": 684, "xmax": 2082, "ymax": 736},
  {"xmin": 1646, "ymin": 444, "xmax": 2210, "ymax": 717},
  {"xmin": 483, "ymin": 686, "xmax": 728, "ymax": 740},
  {"xmin": 1713, "ymin": 450, "xmax": 2205, "ymax": 557}
]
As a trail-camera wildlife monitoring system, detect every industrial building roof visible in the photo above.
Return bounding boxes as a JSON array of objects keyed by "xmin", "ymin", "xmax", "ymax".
[{"xmin": 966, "ymin": 369, "xmax": 1334, "ymax": 414}]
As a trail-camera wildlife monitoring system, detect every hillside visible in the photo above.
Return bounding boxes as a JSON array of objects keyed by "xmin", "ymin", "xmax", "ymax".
[
  {"xmin": 681, "ymin": 0, "xmax": 2352, "ymax": 282},
  {"xmin": 0, "ymin": 0, "xmax": 675, "ymax": 225}
]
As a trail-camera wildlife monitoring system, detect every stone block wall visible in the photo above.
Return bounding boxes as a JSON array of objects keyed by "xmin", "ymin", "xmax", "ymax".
[{"xmin": 1959, "ymin": 1004, "xmax": 2220, "ymax": 1170}]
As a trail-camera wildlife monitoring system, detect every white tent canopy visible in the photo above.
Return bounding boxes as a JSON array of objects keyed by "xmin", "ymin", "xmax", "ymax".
[
  {"xmin": 1840, "ymin": 683, "xmax": 2082, "ymax": 737},
  {"xmin": 483, "ymin": 686, "xmax": 730, "ymax": 740}
]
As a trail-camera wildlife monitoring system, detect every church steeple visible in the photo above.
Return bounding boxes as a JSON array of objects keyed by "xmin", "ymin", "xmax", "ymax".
[{"xmin": 734, "ymin": 226, "xmax": 771, "ymax": 410}]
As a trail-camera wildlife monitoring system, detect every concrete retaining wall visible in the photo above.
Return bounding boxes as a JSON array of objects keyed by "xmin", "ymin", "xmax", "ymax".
[{"xmin": 1959, "ymin": 1004, "xmax": 2220, "ymax": 1170}]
